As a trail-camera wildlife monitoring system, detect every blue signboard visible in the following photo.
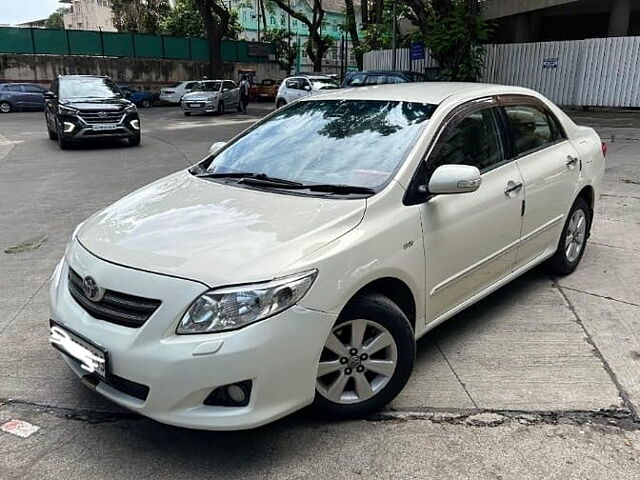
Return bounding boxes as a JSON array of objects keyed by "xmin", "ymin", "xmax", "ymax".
[
  {"xmin": 543, "ymin": 57, "xmax": 558, "ymax": 69},
  {"xmin": 410, "ymin": 41, "xmax": 425, "ymax": 61}
]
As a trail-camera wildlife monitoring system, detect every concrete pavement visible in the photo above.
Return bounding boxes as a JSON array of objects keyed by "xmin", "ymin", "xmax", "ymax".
[{"xmin": 0, "ymin": 105, "xmax": 639, "ymax": 478}]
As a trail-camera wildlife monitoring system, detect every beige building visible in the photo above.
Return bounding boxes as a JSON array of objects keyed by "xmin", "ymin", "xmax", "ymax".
[{"xmin": 60, "ymin": 0, "xmax": 116, "ymax": 32}]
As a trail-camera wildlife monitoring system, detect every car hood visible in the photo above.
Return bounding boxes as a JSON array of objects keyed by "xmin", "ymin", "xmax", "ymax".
[
  {"xmin": 77, "ymin": 170, "xmax": 366, "ymax": 287},
  {"xmin": 182, "ymin": 91, "xmax": 217, "ymax": 101},
  {"xmin": 61, "ymin": 98, "xmax": 132, "ymax": 111}
]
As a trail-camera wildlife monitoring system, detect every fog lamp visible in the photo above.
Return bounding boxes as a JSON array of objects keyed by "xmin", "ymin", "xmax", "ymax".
[
  {"xmin": 63, "ymin": 122, "xmax": 75, "ymax": 133},
  {"xmin": 130, "ymin": 119, "xmax": 140, "ymax": 130}
]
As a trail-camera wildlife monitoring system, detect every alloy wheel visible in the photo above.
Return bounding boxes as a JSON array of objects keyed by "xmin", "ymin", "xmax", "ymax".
[
  {"xmin": 316, "ymin": 319, "xmax": 398, "ymax": 404},
  {"xmin": 0, "ymin": 102, "xmax": 11, "ymax": 113},
  {"xmin": 565, "ymin": 209, "xmax": 586, "ymax": 263}
]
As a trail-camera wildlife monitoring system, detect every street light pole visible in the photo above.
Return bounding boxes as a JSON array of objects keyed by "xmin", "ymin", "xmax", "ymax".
[{"xmin": 391, "ymin": 0, "xmax": 397, "ymax": 70}]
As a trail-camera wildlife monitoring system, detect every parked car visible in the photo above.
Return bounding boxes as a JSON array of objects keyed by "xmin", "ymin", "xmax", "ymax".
[
  {"xmin": 44, "ymin": 75, "xmax": 140, "ymax": 149},
  {"xmin": 49, "ymin": 83, "xmax": 605, "ymax": 430},
  {"xmin": 118, "ymin": 84, "xmax": 156, "ymax": 108},
  {"xmin": 275, "ymin": 74, "xmax": 339, "ymax": 108},
  {"xmin": 0, "ymin": 83, "xmax": 47, "ymax": 113},
  {"xmin": 181, "ymin": 80, "xmax": 240, "ymax": 116},
  {"xmin": 256, "ymin": 79, "xmax": 281, "ymax": 101},
  {"xmin": 159, "ymin": 80, "xmax": 200, "ymax": 104},
  {"xmin": 342, "ymin": 70, "xmax": 427, "ymax": 88}
]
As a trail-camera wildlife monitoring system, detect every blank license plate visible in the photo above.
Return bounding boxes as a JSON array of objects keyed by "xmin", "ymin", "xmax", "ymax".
[
  {"xmin": 92, "ymin": 124, "xmax": 117, "ymax": 131},
  {"xmin": 49, "ymin": 320, "xmax": 108, "ymax": 380},
  {"xmin": 189, "ymin": 103, "xmax": 204, "ymax": 107}
]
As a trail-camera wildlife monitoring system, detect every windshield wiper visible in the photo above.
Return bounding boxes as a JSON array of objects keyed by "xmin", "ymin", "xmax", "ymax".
[
  {"xmin": 194, "ymin": 171, "xmax": 302, "ymax": 186},
  {"xmin": 239, "ymin": 180, "xmax": 375, "ymax": 195}
]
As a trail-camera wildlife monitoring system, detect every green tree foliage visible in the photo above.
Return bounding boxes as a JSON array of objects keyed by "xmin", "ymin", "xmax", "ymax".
[
  {"xmin": 112, "ymin": 0, "xmax": 171, "ymax": 35},
  {"xmin": 160, "ymin": 0, "xmax": 242, "ymax": 39},
  {"xmin": 44, "ymin": 7, "xmax": 70, "ymax": 29},
  {"xmin": 262, "ymin": 28, "xmax": 298, "ymax": 74},
  {"xmin": 421, "ymin": 0, "xmax": 490, "ymax": 81}
]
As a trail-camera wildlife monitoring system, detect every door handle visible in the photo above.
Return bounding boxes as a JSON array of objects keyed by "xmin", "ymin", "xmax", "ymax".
[
  {"xmin": 566, "ymin": 155, "xmax": 579, "ymax": 167},
  {"xmin": 504, "ymin": 181, "xmax": 523, "ymax": 196}
]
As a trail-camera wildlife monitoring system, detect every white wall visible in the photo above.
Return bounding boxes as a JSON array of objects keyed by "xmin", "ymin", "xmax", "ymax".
[{"xmin": 364, "ymin": 36, "xmax": 640, "ymax": 107}]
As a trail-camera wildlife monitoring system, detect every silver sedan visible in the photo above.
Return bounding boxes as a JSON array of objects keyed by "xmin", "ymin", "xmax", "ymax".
[{"xmin": 181, "ymin": 80, "xmax": 240, "ymax": 116}]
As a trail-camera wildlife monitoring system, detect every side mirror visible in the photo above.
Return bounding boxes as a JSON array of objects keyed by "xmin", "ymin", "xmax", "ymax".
[
  {"xmin": 428, "ymin": 165, "xmax": 482, "ymax": 195},
  {"xmin": 208, "ymin": 141, "xmax": 227, "ymax": 156},
  {"xmin": 43, "ymin": 91, "xmax": 56, "ymax": 99}
]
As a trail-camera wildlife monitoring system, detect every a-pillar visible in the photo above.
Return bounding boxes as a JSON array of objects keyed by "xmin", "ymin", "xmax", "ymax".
[{"xmin": 608, "ymin": 0, "xmax": 631, "ymax": 37}]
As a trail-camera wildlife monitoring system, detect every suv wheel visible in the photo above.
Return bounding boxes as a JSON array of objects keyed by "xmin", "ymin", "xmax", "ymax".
[
  {"xmin": 546, "ymin": 196, "xmax": 591, "ymax": 275},
  {"xmin": 276, "ymin": 99, "xmax": 287, "ymax": 109},
  {"xmin": 57, "ymin": 133, "xmax": 70, "ymax": 150},
  {"xmin": 47, "ymin": 125, "xmax": 58, "ymax": 140},
  {"xmin": 312, "ymin": 293, "xmax": 415, "ymax": 419},
  {"xmin": 0, "ymin": 101, "xmax": 11, "ymax": 113}
]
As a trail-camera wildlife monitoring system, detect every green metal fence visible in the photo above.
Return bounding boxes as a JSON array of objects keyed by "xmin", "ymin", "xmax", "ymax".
[{"xmin": 0, "ymin": 27, "xmax": 274, "ymax": 63}]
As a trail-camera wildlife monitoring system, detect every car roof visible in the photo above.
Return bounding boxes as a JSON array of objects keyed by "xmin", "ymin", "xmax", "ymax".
[
  {"xmin": 309, "ymin": 82, "xmax": 539, "ymax": 105},
  {"xmin": 58, "ymin": 75, "xmax": 108, "ymax": 79}
]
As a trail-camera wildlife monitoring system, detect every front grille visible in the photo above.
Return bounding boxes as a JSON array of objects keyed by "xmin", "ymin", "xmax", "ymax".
[
  {"xmin": 68, "ymin": 268, "xmax": 161, "ymax": 328},
  {"xmin": 78, "ymin": 110, "xmax": 124, "ymax": 124}
]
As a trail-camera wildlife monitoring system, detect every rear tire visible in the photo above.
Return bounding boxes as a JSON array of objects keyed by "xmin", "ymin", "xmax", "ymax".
[
  {"xmin": 546, "ymin": 196, "xmax": 591, "ymax": 275},
  {"xmin": 141, "ymin": 100, "xmax": 151, "ymax": 108},
  {"xmin": 311, "ymin": 293, "xmax": 415, "ymax": 420},
  {"xmin": 183, "ymin": 112, "xmax": 191, "ymax": 116},
  {"xmin": 0, "ymin": 101, "xmax": 11, "ymax": 113}
]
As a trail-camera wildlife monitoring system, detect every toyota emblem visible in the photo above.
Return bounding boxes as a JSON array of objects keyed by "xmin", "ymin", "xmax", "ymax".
[{"xmin": 82, "ymin": 276, "xmax": 104, "ymax": 302}]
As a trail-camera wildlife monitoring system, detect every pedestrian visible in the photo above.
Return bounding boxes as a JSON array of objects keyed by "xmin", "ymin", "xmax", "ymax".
[{"xmin": 239, "ymin": 75, "xmax": 250, "ymax": 114}]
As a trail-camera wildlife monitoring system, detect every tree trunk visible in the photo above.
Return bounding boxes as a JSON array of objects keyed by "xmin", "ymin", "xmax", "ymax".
[
  {"xmin": 344, "ymin": 0, "xmax": 362, "ymax": 69},
  {"xmin": 194, "ymin": 0, "xmax": 230, "ymax": 79},
  {"xmin": 207, "ymin": 31, "xmax": 224, "ymax": 78},
  {"xmin": 260, "ymin": 0, "xmax": 267, "ymax": 31}
]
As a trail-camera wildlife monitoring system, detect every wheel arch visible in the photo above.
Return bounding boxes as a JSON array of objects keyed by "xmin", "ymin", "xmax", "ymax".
[
  {"xmin": 576, "ymin": 184, "xmax": 595, "ymax": 228},
  {"xmin": 343, "ymin": 277, "xmax": 417, "ymax": 332}
]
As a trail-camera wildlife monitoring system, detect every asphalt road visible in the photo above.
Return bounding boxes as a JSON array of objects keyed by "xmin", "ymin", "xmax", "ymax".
[{"xmin": 0, "ymin": 105, "xmax": 639, "ymax": 479}]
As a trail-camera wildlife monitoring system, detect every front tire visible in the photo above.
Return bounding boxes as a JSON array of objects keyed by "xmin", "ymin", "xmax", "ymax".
[
  {"xmin": 546, "ymin": 196, "xmax": 591, "ymax": 275},
  {"xmin": 0, "ymin": 101, "xmax": 11, "ymax": 113},
  {"xmin": 312, "ymin": 294, "xmax": 415, "ymax": 420},
  {"xmin": 141, "ymin": 100, "xmax": 151, "ymax": 108},
  {"xmin": 47, "ymin": 125, "xmax": 58, "ymax": 140},
  {"xmin": 217, "ymin": 100, "xmax": 225, "ymax": 115},
  {"xmin": 276, "ymin": 98, "xmax": 287, "ymax": 109},
  {"xmin": 129, "ymin": 134, "xmax": 141, "ymax": 146},
  {"xmin": 183, "ymin": 111, "xmax": 191, "ymax": 116}
]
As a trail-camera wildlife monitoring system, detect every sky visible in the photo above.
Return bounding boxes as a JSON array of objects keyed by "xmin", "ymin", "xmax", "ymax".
[{"xmin": 1, "ymin": 0, "xmax": 62, "ymax": 25}]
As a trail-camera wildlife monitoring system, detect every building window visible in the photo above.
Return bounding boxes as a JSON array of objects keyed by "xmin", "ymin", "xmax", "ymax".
[
  {"xmin": 270, "ymin": 15, "xmax": 275, "ymax": 25},
  {"xmin": 280, "ymin": 13, "xmax": 286, "ymax": 26}
]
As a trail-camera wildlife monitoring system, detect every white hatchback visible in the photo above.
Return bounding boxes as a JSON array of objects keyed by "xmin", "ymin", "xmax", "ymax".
[
  {"xmin": 275, "ymin": 74, "xmax": 339, "ymax": 108},
  {"xmin": 49, "ymin": 83, "xmax": 605, "ymax": 430}
]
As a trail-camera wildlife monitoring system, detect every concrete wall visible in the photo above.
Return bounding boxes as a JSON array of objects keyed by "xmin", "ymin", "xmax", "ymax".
[
  {"xmin": 483, "ymin": 0, "xmax": 579, "ymax": 20},
  {"xmin": 0, "ymin": 54, "xmax": 285, "ymax": 91}
]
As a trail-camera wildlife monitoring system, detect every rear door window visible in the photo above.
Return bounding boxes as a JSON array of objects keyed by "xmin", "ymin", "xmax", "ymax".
[
  {"xmin": 185, "ymin": 82, "xmax": 198, "ymax": 90},
  {"xmin": 346, "ymin": 73, "xmax": 366, "ymax": 86},
  {"xmin": 6, "ymin": 84, "xmax": 23, "ymax": 92},
  {"xmin": 504, "ymin": 105, "xmax": 558, "ymax": 156}
]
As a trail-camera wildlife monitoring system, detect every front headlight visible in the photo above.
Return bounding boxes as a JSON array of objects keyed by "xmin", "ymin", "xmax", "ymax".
[
  {"xmin": 125, "ymin": 103, "xmax": 137, "ymax": 113},
  {"xmin": 177, "ymin": 270, "xmax": 318, "ymax": 334},
  {"xmin": 208, "ymin": 93, "xmax": 218, "ymax": 101},
  {"xmin": 58, "ymin": 105, "xmax": 77, "ymax": 115}
]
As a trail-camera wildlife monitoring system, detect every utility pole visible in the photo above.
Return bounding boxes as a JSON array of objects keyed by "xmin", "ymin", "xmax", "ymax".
[
  {"xmin": 256, "ymin": 0, "xmax": 260, "ymax": 41},
  {"xmin": 391, "ymin": 0, "xmax": 397, "ymax": 70}
]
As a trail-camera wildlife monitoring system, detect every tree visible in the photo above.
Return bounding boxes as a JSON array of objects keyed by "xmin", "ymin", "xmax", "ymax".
[
  {"xmin": 111, "ymin": 0, "xmax": 171, "ymax": 35},
  {"xmin": 44, "ymin": 7, "xmax": 70, "ymax": 29},
  {"xmin": 419, "ymin": 0, "xmax": 490, "ymax": 81},
  {"xmin": 160, "ymin": 0, "xmax": 242, "ymax": 39},
  {"xmin": 194, "ymin": 0, "xmax": 231, "ymax": 78},
  {"xmin": 344, "ymin": 0, "xmax": 362, "ymax": 70},
  {"xmin": 262, "ymin": 28, "xmax": 298, "ymax": 74},
  {"xmin": 268, "ymin": 0, "xmax": 331, "ymax": 72}
]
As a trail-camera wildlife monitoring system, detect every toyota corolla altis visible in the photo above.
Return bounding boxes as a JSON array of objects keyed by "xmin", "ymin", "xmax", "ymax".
[{"xmin": 49, "ymin": 83, "xmax": 605, "ymax": 430}]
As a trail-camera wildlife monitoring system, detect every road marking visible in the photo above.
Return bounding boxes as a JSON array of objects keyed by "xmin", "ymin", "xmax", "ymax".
[{"xmin": 1, "ymin": 419, "xmax": 40, "ymax": 438}]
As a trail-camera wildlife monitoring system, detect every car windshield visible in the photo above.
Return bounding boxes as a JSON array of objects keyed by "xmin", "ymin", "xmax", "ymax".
[
  {"xmin": 59, "ymin": 77, "xmax": 121, "ymax": 99},
  {"xmin": 194, "ymin": 81, "xmax": 221, "ymax": 92},
  {"xmin": 311, "ymin": 78, "xmax": 339, "ymax": 90},
  {"xmin": 204, "ymin": 99, "xmax": 437, "ymax": 190}
]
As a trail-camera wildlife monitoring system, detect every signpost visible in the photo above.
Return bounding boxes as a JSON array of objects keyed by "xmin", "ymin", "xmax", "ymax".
[{"xmin": 410, "ymin": 41, "xmax": 425, "ymax": 72}]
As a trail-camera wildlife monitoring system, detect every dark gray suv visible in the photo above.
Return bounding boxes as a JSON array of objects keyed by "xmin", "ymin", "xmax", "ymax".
[{"xmin": 44, "ymin": 75, "xmax": 141, "ymax": 149}]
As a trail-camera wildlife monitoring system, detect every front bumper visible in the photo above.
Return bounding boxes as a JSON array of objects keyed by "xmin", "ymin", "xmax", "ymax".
[
  {"xmin": 181, "ymin": 99, "xmax": 217, "ymax": 114},
  {"xmin": 49, "ymin": 241, "xmax": 336, "ymax": 430},
  {"xmin": 58, "ymin": 112, "xmax": 140, "ymax": 141}
]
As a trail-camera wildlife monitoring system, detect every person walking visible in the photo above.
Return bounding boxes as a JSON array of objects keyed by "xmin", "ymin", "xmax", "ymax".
[{"xmin": 239, "ymin": 75, "xmax": 250, "ymax": 114}]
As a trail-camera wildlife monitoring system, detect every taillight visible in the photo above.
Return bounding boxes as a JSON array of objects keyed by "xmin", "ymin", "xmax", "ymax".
[{"xmin": 601, "ymin": 142, "xmax": 608, "ymax": 157}]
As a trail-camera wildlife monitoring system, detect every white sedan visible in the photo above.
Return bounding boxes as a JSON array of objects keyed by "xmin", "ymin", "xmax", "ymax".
[
  {"xmin": 48, "ymin": 83, "xmax": 605, "ymax": 430},
  {"xmin": 181, "ymin": 80, "xmax": 240, "ymax": 115}
]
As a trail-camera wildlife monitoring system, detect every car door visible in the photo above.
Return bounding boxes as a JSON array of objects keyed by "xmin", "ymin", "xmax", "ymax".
[
  {"xmin": 500, "ymin": 98, "xmax": 582, "ymax": 270},
  {"xmin": 222, "ymin": 80, "xmax": 238, "ymax": 108},
  {"xmin": 420, "ymin": 101, "xmax": 525, "ymax": 323},
  {"xmin": 283, "ymin": 78, "xmax": 303, "ymax": 102},
  {"xmin": 299, "ymin": 78, "xmax": 313, "ymax": 98},
  {"xmin": 22, "ymin": 84, "xmax": 45, "ymax": 109},
  {"xmin": 6, "ymin": 84, "xmax": 25, "ymax": 108}
]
